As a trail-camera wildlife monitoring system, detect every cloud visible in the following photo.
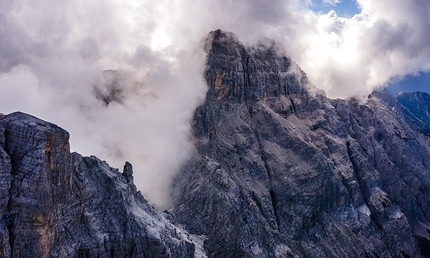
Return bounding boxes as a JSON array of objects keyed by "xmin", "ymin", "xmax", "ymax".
[
  {"xmin": 0, "ymin": 0, "xmax": 209, "ymax": 208},
  {"xmin": 0, "ymin": 0, "xmax": 429, "ymax": 207},
  {"xmin": 323, "ymin": 0, "xmax": 341, "ymax": 6},
  {"xmin": 297, "ymin": 0, "xmax": 430, "ymax": 98}
]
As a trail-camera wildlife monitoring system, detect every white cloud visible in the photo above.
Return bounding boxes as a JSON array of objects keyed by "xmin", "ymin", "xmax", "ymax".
[{"xmin": 0, "ymin": 0, "xmax": 429, "ymax": 207}]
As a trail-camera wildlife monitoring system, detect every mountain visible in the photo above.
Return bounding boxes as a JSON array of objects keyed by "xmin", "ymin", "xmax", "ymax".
[
  {"xmin": 395, "ymin": 91, "xmax": 430, "ymax": 136},
  {"xmin": 172, "ymin": 30, "xmax": 430, "ymax": 257},
  {"xmin": 0, "ymin": 112, "xmax": 203, "ymax": 257},
  {"xmin": 0, "ymin": 29, "xmax": 429, "ymax": 257}
]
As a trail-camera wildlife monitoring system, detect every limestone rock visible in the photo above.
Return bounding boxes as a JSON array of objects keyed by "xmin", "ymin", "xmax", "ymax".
[
  {"xmin": 0, "ymin": 117, "xmax": 11, "ymax": 258},
  {"xmin": 172, "ymin": 30, "xmax": 430, "ymax": 257},
  {"xmin": 1, "ymin": 29, "xmax": 430, "ymax": 258},
  {"xmin": 0, "ymin": 112, "xmax": 201, "ymax": 257}
]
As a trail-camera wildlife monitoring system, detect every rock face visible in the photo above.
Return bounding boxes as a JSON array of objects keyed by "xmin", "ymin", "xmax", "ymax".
[
  {"xmin": 0, "ymin": 112, "xmax": 201, "ymax": 257},
  {"xmin": 395, "ymin": 91, "xmax": 430, "ymax": 136},
  {"xmin": 172, "ymin": 30, "xmax": 430, "ymax": 257},
  {"xmin": 1, "ymin": 29, "xmax": 430, "ymax": 258}
]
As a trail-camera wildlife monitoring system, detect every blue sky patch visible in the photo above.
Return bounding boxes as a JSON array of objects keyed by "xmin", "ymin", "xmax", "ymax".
[
  {"xmin": 388, "ymin": 72, "xmax": 430, "ymax": 94},
  {"xmin": 310, "ymin": 0, "xmax": 360, "ymax": 18}
]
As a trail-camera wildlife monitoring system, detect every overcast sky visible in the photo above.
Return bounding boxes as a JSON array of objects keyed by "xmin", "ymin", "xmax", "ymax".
[{"xmin": 0, "ymin": 0, "xmax": 429, "ymax": 207}]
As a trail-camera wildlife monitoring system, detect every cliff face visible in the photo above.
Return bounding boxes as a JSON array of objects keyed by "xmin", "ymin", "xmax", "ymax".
[
  {"xmin": 1, "ymin": 29, "xmax": 430, "ymax": 258},
  {"xmin": 0, "ymin": 112, "xmax": 201, "ymax": 257},
  {"xmin": 172, "ymin": 30, "xmax": 430, "ymax": 257}
]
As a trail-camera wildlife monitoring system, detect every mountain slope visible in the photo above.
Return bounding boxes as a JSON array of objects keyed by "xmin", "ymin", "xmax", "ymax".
[
  {"xmin": 0, "ymin": 29, "xmax": 430, "ymax": 258},
  {"xmin": 172, "ymin": 30, "xmax": 430, "ymax": 257},
  {"xmin": 0, "ymin": 112, "xmax": 202, "ymax": 257},
  {"xmin": 395, "ymin": 91, "xmax": 430, "ymax": 136}
]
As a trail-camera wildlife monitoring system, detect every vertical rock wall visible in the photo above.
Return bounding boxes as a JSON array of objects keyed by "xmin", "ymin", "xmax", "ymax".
[
  {"xmin": 0, "ymin": 112, "xmax": 200, "ymax": 257},
  {"xmin": 172, "ymin": 30, "xmax": 430, "ymax": 257}
]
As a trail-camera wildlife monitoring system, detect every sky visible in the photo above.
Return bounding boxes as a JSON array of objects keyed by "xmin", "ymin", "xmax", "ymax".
[
  {"xmin": 311, "ymin": 0, "xmax": 361, "ymax": 17},
  {"xmin": 0, "ymin": 0, "xmax": 430, "ymax": 208},
  {"xmin": 387, "ymin": 71, "xmax": 430, "ymax": 94},
  {"xmin": 311, "ymin": 0, "xmax": 430, "ymax": 94}
]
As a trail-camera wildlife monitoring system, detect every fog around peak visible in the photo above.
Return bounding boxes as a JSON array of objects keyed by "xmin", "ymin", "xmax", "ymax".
[{"xmin": 1, "ymin": 0, "xmax": 429, "ymax": 207}]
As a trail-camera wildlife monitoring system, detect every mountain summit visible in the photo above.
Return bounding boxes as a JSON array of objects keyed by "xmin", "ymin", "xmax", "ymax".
[
  {"xmin": 172, "ymin": 30, "xmax": 430, "ymax": 257},
  {"xmin": 0, "ymin": 30, "xmax": 429, "ymax": 257}
]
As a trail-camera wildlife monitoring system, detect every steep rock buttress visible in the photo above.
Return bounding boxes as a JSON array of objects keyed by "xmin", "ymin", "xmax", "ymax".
[
  {"xmin": 0, "ymin": 29, "xmax": 429, "ymax": 258},
  {"xmin": 172, "ymin": 29, "xmax": 430, "ymax": 258},
  {"xmin": 0, "ymin": 112, "xmax": 201, "ymax": 257}
]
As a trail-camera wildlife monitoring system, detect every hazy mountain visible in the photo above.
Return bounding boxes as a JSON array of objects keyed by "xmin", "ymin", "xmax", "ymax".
[
  {"xmin": 0, "ymin": 112, "xmax": 203, "ymax": 257},
  {"xmin": 395, "ymin": 91, "xmax": 430, "ymax": 136},
  {"xmin": 0, "ymin": 30, "xmax": 429, "ymax": 257}
]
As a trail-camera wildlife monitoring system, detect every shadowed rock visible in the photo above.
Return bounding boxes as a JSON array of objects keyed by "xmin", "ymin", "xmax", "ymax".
[
  {"xmin": 0, "ymin": 112, "xmax": 201, "ymax": 257},
  {"xmin": 172, "ymin": 30, "xmax": 430, "ymax": 257},
  {"xmin": 1, "ymin": 29, "xmax": 430, "ymax": 258}
]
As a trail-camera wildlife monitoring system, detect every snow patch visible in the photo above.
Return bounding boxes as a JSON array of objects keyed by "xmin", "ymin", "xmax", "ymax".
[
  {"xmin": 187, "ymin": 234, "xmax": 208, "ymax": 258},
  {"xmin": 356, "ymin": 204, "xmax": 371, "ymax": 216},
  {"xmin": 389, "ymin": 207, "xmax": 404, "ymax": 219}
]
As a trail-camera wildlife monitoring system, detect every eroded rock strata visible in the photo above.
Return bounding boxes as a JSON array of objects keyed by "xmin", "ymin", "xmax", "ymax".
[
  {"xmin": 0, "ymin": 30, "xmax": 429, "ymax": 257},
  {"xmin": 0, "ymin": 112, "xmax": 199, "ymax": 257},
  {"xmin": 172, "ymin": 30, "xmax": 430, "ymax": 257}
]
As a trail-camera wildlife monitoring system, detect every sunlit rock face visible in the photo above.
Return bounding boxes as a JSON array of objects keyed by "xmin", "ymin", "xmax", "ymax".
[
  {"xmin": 172, "ymin": 30, "xmax": 430, "ymax": 257},
  {"xmin": 0, "ymin": 112, "xmax": 199, "ymax": 257}
]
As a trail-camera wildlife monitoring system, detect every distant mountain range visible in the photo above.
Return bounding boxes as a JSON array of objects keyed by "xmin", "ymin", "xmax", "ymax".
[
  {"xmin": 395, "ymin": 91, "xmax": 430, "ymax": 136},
  {"xmin": 0, "ymin": 30, "xmax": 429, "ymax": 257}
]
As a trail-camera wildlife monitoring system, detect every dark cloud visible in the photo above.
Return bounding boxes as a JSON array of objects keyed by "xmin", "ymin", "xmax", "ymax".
[
  {"xmin": 93, "ymin": 70, "xmax": 126, "ymax": 106},
  {"xmin": 246, "ymin": 0, "xmax": 287, "ymax": 24}
]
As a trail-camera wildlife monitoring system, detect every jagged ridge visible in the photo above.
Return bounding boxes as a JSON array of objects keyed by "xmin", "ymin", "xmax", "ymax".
[
  {"xmin": 172, "ymin": 29, "xmax": 430, "ymax": 257},
  {"xmin": 0, "ymin": 29, "xmax": 429, "ymax": 258},
  {"xmin": 0, "ymin": 112, "xmax": 202, "ymax": 257}
]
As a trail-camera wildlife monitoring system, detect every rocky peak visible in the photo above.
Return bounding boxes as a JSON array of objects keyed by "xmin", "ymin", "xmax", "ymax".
[
  {"xmin": 122, "ymin": 161, "xmax": 134, "ymax": 184},
  {"xmin": 204, "ymin": 29, "xmax": 308, "ymax": 103},
  {"xmin": 0, "ymin": 112, "xmax": 202, "ymax": 257},
  {"xmin": 1, "ymin": 30, "xmax": 430, "ymax": 258},
  {"xmin": 173, "ymin": 30, "xmax": 430, "ymax": 257}
]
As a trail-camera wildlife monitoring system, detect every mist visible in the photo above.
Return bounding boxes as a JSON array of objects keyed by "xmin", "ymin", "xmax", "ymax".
[{"xmin": 1, "ymin": 0, "xmax": 429, "ymax": 208}]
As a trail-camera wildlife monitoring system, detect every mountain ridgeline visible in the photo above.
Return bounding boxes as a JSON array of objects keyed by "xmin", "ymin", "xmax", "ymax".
[
  {"xmin": 395, "ymin": 91, "xmax": 430, "ymax": 136},
  {"xmin": 0, "ymin": 29, "xmax": 429, "ymax": 257},
  {"xmin": 172, "ymin": 30, "xmax": 430, "ymax": 257}
]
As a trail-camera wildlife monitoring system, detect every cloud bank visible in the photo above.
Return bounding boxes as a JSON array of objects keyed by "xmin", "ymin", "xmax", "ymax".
[{"xmin": 0, "ymin": 0, "xmax": 429, "ymax": 207}]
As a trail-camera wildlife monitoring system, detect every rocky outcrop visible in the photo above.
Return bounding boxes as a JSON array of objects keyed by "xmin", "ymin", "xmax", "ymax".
[
  {"xmin": 0, "ymin": 112, "xmax": 202, "ymax": 257},
  {"xmin": 172, "ymin": 30, "xmax": 430, "ymax": 257},
  {"xmin": 1, "ymin": 29, "xmax": 430, "ymax": 258},
  {"xmin": 0, "ymin": 114, "xmax": 12, "ymax": 256}
]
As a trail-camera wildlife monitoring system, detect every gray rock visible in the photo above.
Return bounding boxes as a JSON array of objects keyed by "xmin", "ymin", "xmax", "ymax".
[
  {"xmin": 1, "ymin": 29, "xmax": 430, "ymax": 258},
  {"xmin": 172, "ymin": 30, "xmax": 430, "ymax": 257},
  {"xmin": 0, "ymin": 112, "xmax": 201, "ymax": 257},
  {"xmin": 0, "ymin": 118, "xmax": 11, "ymax": 258}
]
